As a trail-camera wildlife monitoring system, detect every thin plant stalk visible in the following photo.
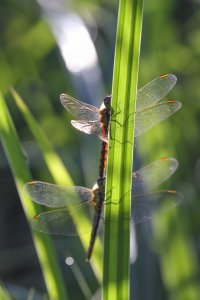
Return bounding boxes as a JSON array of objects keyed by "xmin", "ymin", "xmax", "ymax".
[{"xmin": 103, "ymin": 0, "xmax": 144, "ymax": 299}]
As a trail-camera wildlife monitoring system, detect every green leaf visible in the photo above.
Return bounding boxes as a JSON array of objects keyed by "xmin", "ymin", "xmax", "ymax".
[
  {"xmin": 0, "ymin": 91, "xmax": 68, "ymax": 300},
  {"xmin": 103, "ymin": 0, "xmax": 143, "ymax": 299}
]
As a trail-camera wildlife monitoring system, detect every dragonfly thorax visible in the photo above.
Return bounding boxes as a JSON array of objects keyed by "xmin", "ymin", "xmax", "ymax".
[
  {"xmin": 99, "ymin": 100, "xmax": 111, "ymax": 140},
  {"xmin": 92, "ymin": 177, "xmax": 105, "ymax": 194},
  {"xmin": 96, "ymin": 177, "xmax": 106, "ymax": 196},
  {"xmin": 96, "ymin": 176, "xmax": 106, "ymax": 187}
]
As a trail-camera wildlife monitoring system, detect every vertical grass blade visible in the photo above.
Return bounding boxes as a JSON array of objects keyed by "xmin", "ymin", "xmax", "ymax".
[
  {"xmin": 103, "ymin": 0, "xmax": 143, "ymax": 299},
  {"xmin": 0, "ymin": 91, "xmax": 68, "ymax": 300}
]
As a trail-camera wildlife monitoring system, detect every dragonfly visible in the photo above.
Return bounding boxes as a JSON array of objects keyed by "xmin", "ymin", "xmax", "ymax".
[
  {"xmin": 60, "ymin": 73, "xmax": 181, "ymax": 142},
  {"xmin": 60, "ymin": 74, "xmax": 182, "ymax": 178},
  {"xmin": 25, "ymin": 157, "xmax": 180, "ymax": 260}
]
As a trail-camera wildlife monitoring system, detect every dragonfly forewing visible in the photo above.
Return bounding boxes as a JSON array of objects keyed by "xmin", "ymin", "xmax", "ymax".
[
  {"xmin": 60, "ymin": 94, "xmax": 100, "ymax": 121},
  {"xmin": 136, "ymin": 74, "xmax": 177, "ymax": 110},
  {"xmin": 131, "ymin": 157, "xmax": 181, "ymax": 224},
  {"xmin": 132, "ymin": 157, "xmax": 179, "ymax": 195},
  {"xmin": 134, "ymin": 100, "xmax": 182, "ymax": 137},
  {"xmin": 24, "ymin": 181, "xmax": 93, "ymax": 208}
]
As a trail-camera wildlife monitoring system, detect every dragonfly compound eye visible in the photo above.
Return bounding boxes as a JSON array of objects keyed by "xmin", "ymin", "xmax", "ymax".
[{"xmin": 103, "ymin": 95, "xmax": 112, "ymax": 109}]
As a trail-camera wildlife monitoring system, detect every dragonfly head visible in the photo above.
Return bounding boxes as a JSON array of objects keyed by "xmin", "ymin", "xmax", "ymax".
[{"xmin": 103, "ymin": 95, "xmax": 111, "ymax": 110}]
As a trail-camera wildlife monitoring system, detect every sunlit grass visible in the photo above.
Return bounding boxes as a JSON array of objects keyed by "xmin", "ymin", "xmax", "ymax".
[
  {"xmin": 0, "ymin": 284, "xmax": 12, "ymax": 300},
  {"xmin": 0, "ymin": 91, "xmax": 68, "ymax": 300},
  {"xmin": 103, "ymin": 0, "xmax": 144, "ymax": 299}
]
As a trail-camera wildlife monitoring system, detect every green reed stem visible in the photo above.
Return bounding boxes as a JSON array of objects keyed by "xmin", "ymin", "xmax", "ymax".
[{"xmin": 103, "ymin": 0, "xmax": 143, "ymax": 299}]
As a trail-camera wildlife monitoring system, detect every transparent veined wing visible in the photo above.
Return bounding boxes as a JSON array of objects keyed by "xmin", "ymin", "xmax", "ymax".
[
  {"xmin": 132, "ymin": 190, "xmax": 181, "ymax": 224},
  {"xmin": 131, "ymin": 157, "xmax": 181, "ymax": 224},
  {"xmin": 136, "ymin": 74, "xmax": 177, "ymax": 111},
  {"xmin": 134, "ymin": 100, "xmax": 182, "ymax": 137},
  {"xmin": 60, "ymin": 94, "xmax": 100, "ymax": 121},
  {"xmin": 60, "ymin": 74, "xmax": 180, "ymax": 142},
  {"xmin": 31, "ymin": 204, "xmax": 93, "ymax": 236},
  {"xmin": 24, "ymin": 181, "xmax": 94, "ymax": 208},
  {"xmin": 25, "ymin": 181, "xmax": 95, "ymax": 236},
  {"xmin": 132, "ymin": 157, "xmax": 179, "ymax": 195},
  {"xmin": 27, "ymin": 157, "xmax": 181, "ymax": 235},
  {"xmin": 71, "ymin": 120, "xmax": 102, "ymax": 137}
]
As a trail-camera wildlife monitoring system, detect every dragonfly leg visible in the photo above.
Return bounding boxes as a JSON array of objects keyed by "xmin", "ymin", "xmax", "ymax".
[
  {"xmin": 109, "ymin": 129, "xmax": 134, "ymax": 145},
  {"xmin": 110, "ymin": 100, "xmax": 134, "ymax": 127},
  {"xmin": 108, "ymin": 116, "xmax": 134, "ymax": 145},
  {"xmin": 104, "ymin": 189, "xmax": 131, "ymax": 205},
  {"xmin": 111, "ymin": 104, "xmax": 121, "ymax": 119}
]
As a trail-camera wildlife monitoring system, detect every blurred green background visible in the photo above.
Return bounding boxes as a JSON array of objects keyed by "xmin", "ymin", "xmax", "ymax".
[{"xmin": 0, "ymin": 0, "xmax": 200, "ymax": 299}]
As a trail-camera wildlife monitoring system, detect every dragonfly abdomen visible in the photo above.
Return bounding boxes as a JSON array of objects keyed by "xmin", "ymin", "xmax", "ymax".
[
  {"xmin": 99, "ymin": 142, "xmax": 108, "ymax": 178},
  {"xmin": 86, "ymin": 181, "xmax": 105, "ymax": 260}
]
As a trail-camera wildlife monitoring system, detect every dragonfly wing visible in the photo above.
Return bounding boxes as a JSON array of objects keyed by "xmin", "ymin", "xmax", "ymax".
[
  {"xmin": 132, "ymin": 157, "xmax": 179, "ymax": 195},
  {"xmin": 136, "ymin": 74, "xmax": 177, "ymax": 110},
  {"xmin": 31, "ymin": 203, "xmax": 93, "ymax": 236},
  {"xmin": 132, "ymin": 190, "xmax": 181, "ymax": 224},
  {"xmin": 24, "ymin": 181, "xmax": 93, "ymax": 208},
  {"xmin": 71, "ymin": 120, "xmax": 102, "ymax": 137},
  {"xmin": 135, "ymin": 100, "xmax": 182, "ymax": 137},
  {"xmin": 60, "ymin": 94, "xmax": 100, "ymax": 121}
]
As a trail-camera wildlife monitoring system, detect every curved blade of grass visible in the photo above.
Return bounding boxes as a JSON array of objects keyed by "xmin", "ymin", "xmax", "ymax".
[
  {"xmin": 0, "ymin": 283, "xmax": 12, "ymax": 300},
  {"xmin": 0, "ymin": 91, "xmax": 68, "ymax": 300},
  {"xmin": 103, "ymin": 0, "xmax": 143, "ymax": 299},
  {"xmin": 10, "ymin": 88, "xmax": 102, "ymax": 281}
]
